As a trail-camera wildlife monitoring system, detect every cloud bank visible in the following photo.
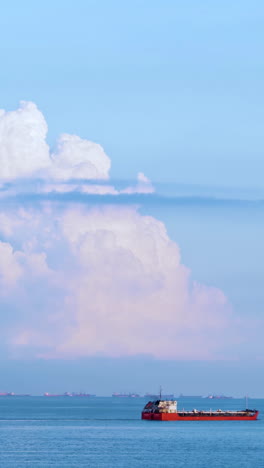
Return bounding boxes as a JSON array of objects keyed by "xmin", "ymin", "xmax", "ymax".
[{"xmin": 0, "ymin": 102, "xmax": 236, "ymax": 360}]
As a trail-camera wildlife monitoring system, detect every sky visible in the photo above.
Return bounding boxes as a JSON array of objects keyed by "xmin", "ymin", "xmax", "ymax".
[{"xmin": 0, "ymin": 0, "xmax": 263, "ymax": 396}]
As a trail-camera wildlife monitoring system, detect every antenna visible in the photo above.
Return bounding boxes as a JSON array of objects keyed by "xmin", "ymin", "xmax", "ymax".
[{"xmin": 159, "ymin": 385, "xmax": 162, "ymax": 399}]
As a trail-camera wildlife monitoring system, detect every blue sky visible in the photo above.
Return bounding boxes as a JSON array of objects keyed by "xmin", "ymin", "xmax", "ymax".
[
  {"xmin": 0, "ymin": 1, "xmax": 263, "ymax": 396},
  {"xmin": 1, "ymin": 0, "xmax": 264, "ymax": 187}
]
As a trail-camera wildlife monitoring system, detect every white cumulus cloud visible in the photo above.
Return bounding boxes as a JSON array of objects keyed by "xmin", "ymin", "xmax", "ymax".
[
  {"xmin": 50, "ymin": 134, "xmax": 111, "ymax": 180},
  {"xmin": 0, "ymin": 101, "xmax": 50, "ymax": 179},
  {"xmin": 0, "ymin": 101, "xmax": 153, "ymax": 196},
  {"xmin": 0, "ymin": 101, "xmax": 238, "ymax": 360},
  {"xmin": 121, "ymin": 172, "xmax": 154, "ymax": 194}
]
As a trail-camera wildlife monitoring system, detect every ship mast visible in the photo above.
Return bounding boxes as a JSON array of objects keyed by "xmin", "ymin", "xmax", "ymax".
[{"xmin": 245, "ymin": 394, "xmax": 248, "ymax": 409}]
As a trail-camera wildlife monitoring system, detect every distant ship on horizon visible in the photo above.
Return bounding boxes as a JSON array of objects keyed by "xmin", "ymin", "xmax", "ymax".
[
  {"xmin": 112, "ymin": 393, "xmax": 140, "ymax": 398},
  {"xmin": 0, "ymin": 392, "xmax": 31, "ymax": 397},
  {"xmin": 205, "ymin": 394, "xmax": 233, "ymax": 399},
  {"xmin": 178, "ymin": 394, "xmax": 202, "ymax": 398},
  {"xmin": 44, "ymin": 392, "xmax": 96, "ymax": 397}
]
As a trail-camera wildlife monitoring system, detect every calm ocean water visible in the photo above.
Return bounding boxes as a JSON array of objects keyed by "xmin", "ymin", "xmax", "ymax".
[{"xmin": 0, "ymin": 396, "xmax": 263, "ymax": 467}]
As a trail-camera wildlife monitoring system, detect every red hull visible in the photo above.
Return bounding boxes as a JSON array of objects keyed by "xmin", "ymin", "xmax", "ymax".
[{"xmin": 142, "ymin": 412, "xmax": 259, "ymax": 421}]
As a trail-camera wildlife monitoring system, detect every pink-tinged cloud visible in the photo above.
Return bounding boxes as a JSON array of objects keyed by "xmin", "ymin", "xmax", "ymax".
[{"xmin": 0, "ymin": 204, "xmax": 236, "ymax": 360}]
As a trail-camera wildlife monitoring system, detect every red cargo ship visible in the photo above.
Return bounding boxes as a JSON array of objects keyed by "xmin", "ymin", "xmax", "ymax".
[{"xmin": 141, "ymin": 400, "xmax": 259, "ymax": 421}]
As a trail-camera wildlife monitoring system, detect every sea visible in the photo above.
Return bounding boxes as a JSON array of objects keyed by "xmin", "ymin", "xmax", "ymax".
[{"xmin": 0, "ymin": 396, "xmax": 263, "ymax": 467}]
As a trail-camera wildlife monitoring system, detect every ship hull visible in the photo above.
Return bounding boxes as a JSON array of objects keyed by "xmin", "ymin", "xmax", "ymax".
[{"xmin": 142, "ymin": 412, "xmax": 259, "ymax": 421}]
